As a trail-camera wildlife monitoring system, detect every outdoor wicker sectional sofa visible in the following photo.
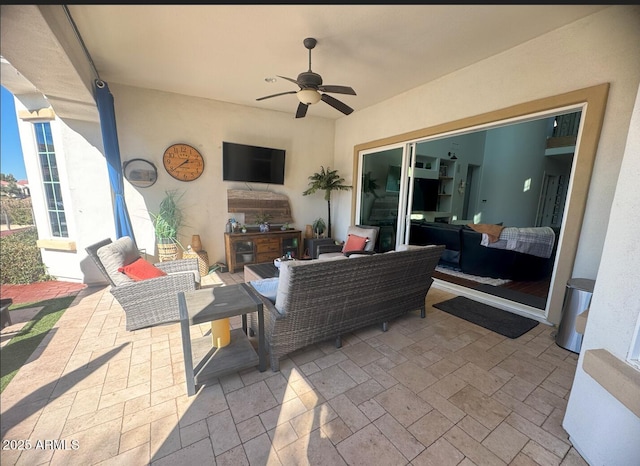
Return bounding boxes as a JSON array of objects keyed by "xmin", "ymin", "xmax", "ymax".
[{"xmin": 248, "ymin": 244, "xmax": 445, "ymax": 371}]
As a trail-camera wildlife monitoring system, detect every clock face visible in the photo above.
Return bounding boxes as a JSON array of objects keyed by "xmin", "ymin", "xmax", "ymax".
[{"xmin": 162, "ymin": 143, "xmax": 205, "ymax": 181}]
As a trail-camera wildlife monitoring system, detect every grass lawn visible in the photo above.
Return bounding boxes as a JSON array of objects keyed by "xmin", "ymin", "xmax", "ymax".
[{"xmin": 0, "ymin": 295, "xmax": 77, "ymax": 393}]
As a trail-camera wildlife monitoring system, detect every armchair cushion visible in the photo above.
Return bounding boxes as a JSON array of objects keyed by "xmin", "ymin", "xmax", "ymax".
[
  {"xmin": 347, "ymin": 226, "xmax": 378, "ymax": 252},
  {"xmin": 97, "ymin": 236, "xmax": 140, "ymax": 286},
  {"xmin": 342, "ymin": 234, "xmax": 368, "ymax": 253},
  {"xmin": 118, "ymin": 257, "xmax": 167, "ymax": 281}
]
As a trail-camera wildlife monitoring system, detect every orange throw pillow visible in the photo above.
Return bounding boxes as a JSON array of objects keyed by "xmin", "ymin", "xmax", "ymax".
[
  {"xmin": 342, "ymin": 234, "xmax": 368, "ymax": 253},
  {"xmin": 118, "ymin": 258, "xmax": 167, "ymax": 281}
]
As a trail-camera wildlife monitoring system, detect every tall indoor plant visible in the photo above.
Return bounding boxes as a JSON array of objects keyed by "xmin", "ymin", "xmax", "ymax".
[
  {"xmin": 151, "ymin": 190, "xmax": 184, "ymax": 261},
  {"xmin": 303, "ymin": 166, "xmax": 351, "ymax": 238}
]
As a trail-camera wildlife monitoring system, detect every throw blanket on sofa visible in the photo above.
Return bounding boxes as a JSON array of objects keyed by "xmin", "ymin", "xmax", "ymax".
[
  {"xmin": 468, "ymin": 223, "xmax": 505, "ymax": 243},
  {"xmin": 480, "ymin": 226, "xmax": 556, "ymax": 258}
]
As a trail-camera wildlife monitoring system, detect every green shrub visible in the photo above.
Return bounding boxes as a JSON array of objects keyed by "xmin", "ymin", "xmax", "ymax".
[
  {"xmin": 0, "ymin": 227, "xmax": 54, "ymax": 284},
  {"xmin": 0, "ymin": 198, "xmax": 34, "ymax": 226}
]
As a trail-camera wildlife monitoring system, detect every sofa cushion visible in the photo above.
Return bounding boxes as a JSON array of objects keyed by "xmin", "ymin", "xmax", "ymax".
[
  {"xmin": 250, "ymin": 277, "xmax": 279, "ymax": 304},
  {"xmin": 342, "ymin": 234, "xmax": 368, "ymax": 253},
  {"xmin": 118, "ymin": 257, "xmax": 167, "ymax": 281},
  {"xmin": 97, "ymin": 236, "xmax": 140, "ymax": 286}
]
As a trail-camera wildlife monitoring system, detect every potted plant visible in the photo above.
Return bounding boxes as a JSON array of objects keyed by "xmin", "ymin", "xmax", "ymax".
[
  {"xmin": 254, "ymin": 211, "xmax": 272, "ymax": 232},
  {"xmin": 151, "ymin": 190, "xmax": 184, "ymax": 261},
  {"xmin": 312, "ymin": 218, "xmax": 326, "ymax": 238},
  {"xmin": 303, "ymin": 166, "xmax": 352, "ymax": 238}
]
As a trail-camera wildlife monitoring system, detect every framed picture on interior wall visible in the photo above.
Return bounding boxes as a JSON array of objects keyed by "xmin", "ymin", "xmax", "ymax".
[{"xmin": 439, "ymin": 165, "xmax": 448, "ymax": 177}]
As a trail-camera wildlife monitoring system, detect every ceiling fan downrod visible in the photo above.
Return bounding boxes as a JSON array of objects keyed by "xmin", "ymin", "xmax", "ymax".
[{"xmin": 304, "ymin": 37, "xmax": 317, "ymax": 72}]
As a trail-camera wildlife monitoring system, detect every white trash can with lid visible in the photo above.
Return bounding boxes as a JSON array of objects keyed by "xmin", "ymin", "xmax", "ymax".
[{"xmin": 555, "ymin": 278, "xmax": 595, "ymax": 353}]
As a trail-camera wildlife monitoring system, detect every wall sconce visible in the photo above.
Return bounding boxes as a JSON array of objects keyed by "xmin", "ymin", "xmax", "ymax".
[{"xmin": 448, "ymin": 142, "xmax": 459, "ymax": 160}]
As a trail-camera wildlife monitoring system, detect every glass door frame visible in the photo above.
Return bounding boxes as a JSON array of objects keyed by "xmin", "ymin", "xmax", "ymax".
[
  {"xmin": 356, "ymin": 142, "xmax": 416, "ymax": 250},
  {"xmin": 351, "ymin": 84, "xmax": 608, "ymax": 325}
]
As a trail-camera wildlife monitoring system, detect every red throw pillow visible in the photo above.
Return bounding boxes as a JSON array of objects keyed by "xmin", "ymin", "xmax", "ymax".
[
  {"xmin": 342, "ymin": 234, "xmax": 368, "ymax": 253},
  {"xmin": 118, "ymin": 258, "xmax": 167, "ymax": 281}
]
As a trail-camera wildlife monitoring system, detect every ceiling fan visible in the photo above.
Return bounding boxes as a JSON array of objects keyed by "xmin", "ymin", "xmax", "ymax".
[{"xmin": 256, "ymin": 37, "xmax": 357, "ymax": 118}]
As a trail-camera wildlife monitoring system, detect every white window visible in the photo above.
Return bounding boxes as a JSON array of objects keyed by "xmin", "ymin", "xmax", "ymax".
[{"xmin": 34, "ymin": 122, "xmax": 68, "ymax": 237}]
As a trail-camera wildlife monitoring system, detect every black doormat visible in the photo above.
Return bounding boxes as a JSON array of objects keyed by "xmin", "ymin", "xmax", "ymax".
[{"xmin": 433, "ymin": 296, "xmax": 539, "ymax": 339}]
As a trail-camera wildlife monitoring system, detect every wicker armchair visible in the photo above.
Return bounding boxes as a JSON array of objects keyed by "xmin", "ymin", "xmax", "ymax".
[
  {"xmin": 85, "ymin": 237, "xmax": 200, "ymax": 331},
  {"xmin": 317, "ymin": 225, "xmax": 380, "ymax": 259}
]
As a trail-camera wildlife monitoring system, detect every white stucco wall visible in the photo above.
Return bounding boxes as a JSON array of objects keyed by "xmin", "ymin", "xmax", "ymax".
[
  {"xmin": 333, "ymin": 6, "xmax": 640, "ymax": 282},
  {"xmin": 110, "ymin": 84, "xmax": 336, "ymax": 267},
  {"xmin": 563, "ymin": 83, "xmax": 640, "ymax": 466},
  {"xmin": 15, "ymin": 100, "xmax": 114, "ymax": 283}
]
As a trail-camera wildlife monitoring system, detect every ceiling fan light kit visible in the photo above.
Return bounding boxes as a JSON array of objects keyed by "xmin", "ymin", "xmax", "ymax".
[
  {"xmin": 257, "ymin": 37, "xmax": 356, "ymax": 118},
  {"xmin": 297, "ymin": 89, "xmax": 321, "ymax": 105}
]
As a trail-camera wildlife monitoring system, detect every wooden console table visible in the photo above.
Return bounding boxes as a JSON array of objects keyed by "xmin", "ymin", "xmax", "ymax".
[
  {"xmin": 224, "ymin": 229, "xmax": 302, "ymax": 273},
  {"xmin": 178, "ymin": 284, "xmax": 265, "ymax": 396}
]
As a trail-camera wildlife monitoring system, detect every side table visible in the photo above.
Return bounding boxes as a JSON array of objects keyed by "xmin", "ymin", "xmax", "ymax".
[
  {"xmin": 178, "ymin": 283, "xmax": 265, "ymax": 396},
  {"xmin": 182, "ymin": 249, "xmax": 209, "ymax": 277}
]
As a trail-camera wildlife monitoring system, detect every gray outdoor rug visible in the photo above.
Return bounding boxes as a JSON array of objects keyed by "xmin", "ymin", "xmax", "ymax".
[{"xmin": 433, "ymin": 296, "xmax": 539, "ymax": 338}]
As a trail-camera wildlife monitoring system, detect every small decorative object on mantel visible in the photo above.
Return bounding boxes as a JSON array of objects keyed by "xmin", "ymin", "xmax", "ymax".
[
  {"xmin": 255, "ymin": 212, "xmax": 272, "ymax": 233},
  {"xmin": 280, "ymin": 222, "xmax": 290, "ymax": 231}
]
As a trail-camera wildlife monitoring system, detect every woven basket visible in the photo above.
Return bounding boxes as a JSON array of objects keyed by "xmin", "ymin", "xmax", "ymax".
[{"xmin": 157, "ymin": 242, "xmax": 178, "ymax": 262}]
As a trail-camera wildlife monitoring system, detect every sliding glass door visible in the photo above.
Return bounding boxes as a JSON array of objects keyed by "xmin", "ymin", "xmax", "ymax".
[{"xmin": 357, "ymin": 144, "xmax": 414, "ymax": 252}]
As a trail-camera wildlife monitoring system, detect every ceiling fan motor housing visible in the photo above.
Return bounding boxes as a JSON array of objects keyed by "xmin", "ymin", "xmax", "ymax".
[{"xmin": 297, "ymin": 71, "xmax": 323, "ymax": 88}]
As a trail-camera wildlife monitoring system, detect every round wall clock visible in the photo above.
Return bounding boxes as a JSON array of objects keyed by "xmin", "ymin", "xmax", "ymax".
[
  {"xmin": 162, "ymin": 143, "xmax": 205, "ymax": 181},
  {"xmin": 123, "ymin": 158, "xmax": 158, "ymax": 188}
]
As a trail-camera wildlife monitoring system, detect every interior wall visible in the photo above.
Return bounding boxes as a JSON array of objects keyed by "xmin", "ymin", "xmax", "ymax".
[
  {"xmin": 111, "ymin": 84, "xmax": 336, "ymax": 265},
  {"xmin": 333, "ymin": 5, "xmax": 640, "ymax": 282},
  {"xmin": 479, "ymin": 119, "xmax": 548, "ymax": 226}
]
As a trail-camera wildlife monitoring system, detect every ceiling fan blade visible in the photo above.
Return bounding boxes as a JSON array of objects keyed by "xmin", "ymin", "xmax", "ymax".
[
  {"xmin": 318, "ymin": 85, "xmax": 356, "ymax": 96},
  {"xmin": 321, "ymin": 93, "xmax": 353, "ymax": 115},
  {"xmin": 277, "ymin": 75, "xmax": 301, "ymax": 86},
  {"xmin": 256, "ymin": 90, "xmax": 296, "ymax": 101},
  {"xmin": 295, "ymin": 102, "xmax": 308, "ymax": 118}
]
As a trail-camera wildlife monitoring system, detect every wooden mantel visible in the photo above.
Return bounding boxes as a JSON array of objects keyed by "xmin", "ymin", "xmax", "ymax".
[{"xmin": 227, "ymin": 189, "xmax": 293, "ymax": 225}]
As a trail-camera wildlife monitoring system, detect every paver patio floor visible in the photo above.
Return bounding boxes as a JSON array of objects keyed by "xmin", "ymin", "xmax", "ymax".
[{"xmin": 0, "ymin": 271, "xmax": 586, "ymax": 465}]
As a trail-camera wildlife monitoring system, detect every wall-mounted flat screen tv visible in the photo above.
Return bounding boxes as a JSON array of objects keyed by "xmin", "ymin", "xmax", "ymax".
[{"xmin": 222, "ymin": 141, "xmax": 285, "ymax": 185}]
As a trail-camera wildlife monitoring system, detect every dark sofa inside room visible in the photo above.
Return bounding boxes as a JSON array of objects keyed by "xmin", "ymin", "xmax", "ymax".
[{"xmin": 409, "ymin": 221, "xmax": 557, "ymax": 281}]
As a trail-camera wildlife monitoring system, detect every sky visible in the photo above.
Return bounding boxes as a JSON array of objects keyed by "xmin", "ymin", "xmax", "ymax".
[{"xmin": 1, "ymin": 85, "xmax": 27, "ymax": 180}]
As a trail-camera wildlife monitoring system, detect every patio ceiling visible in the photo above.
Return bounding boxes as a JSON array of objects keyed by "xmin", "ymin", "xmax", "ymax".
[{"xmin": 1, "ymin": 5, "xmax": 608, "ymax": 121}]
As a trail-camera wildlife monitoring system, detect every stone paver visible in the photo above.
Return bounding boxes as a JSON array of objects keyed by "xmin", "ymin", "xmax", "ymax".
[{"xmin": 0, "ymin": 274, "xmax": 586, "ymax": 465}]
